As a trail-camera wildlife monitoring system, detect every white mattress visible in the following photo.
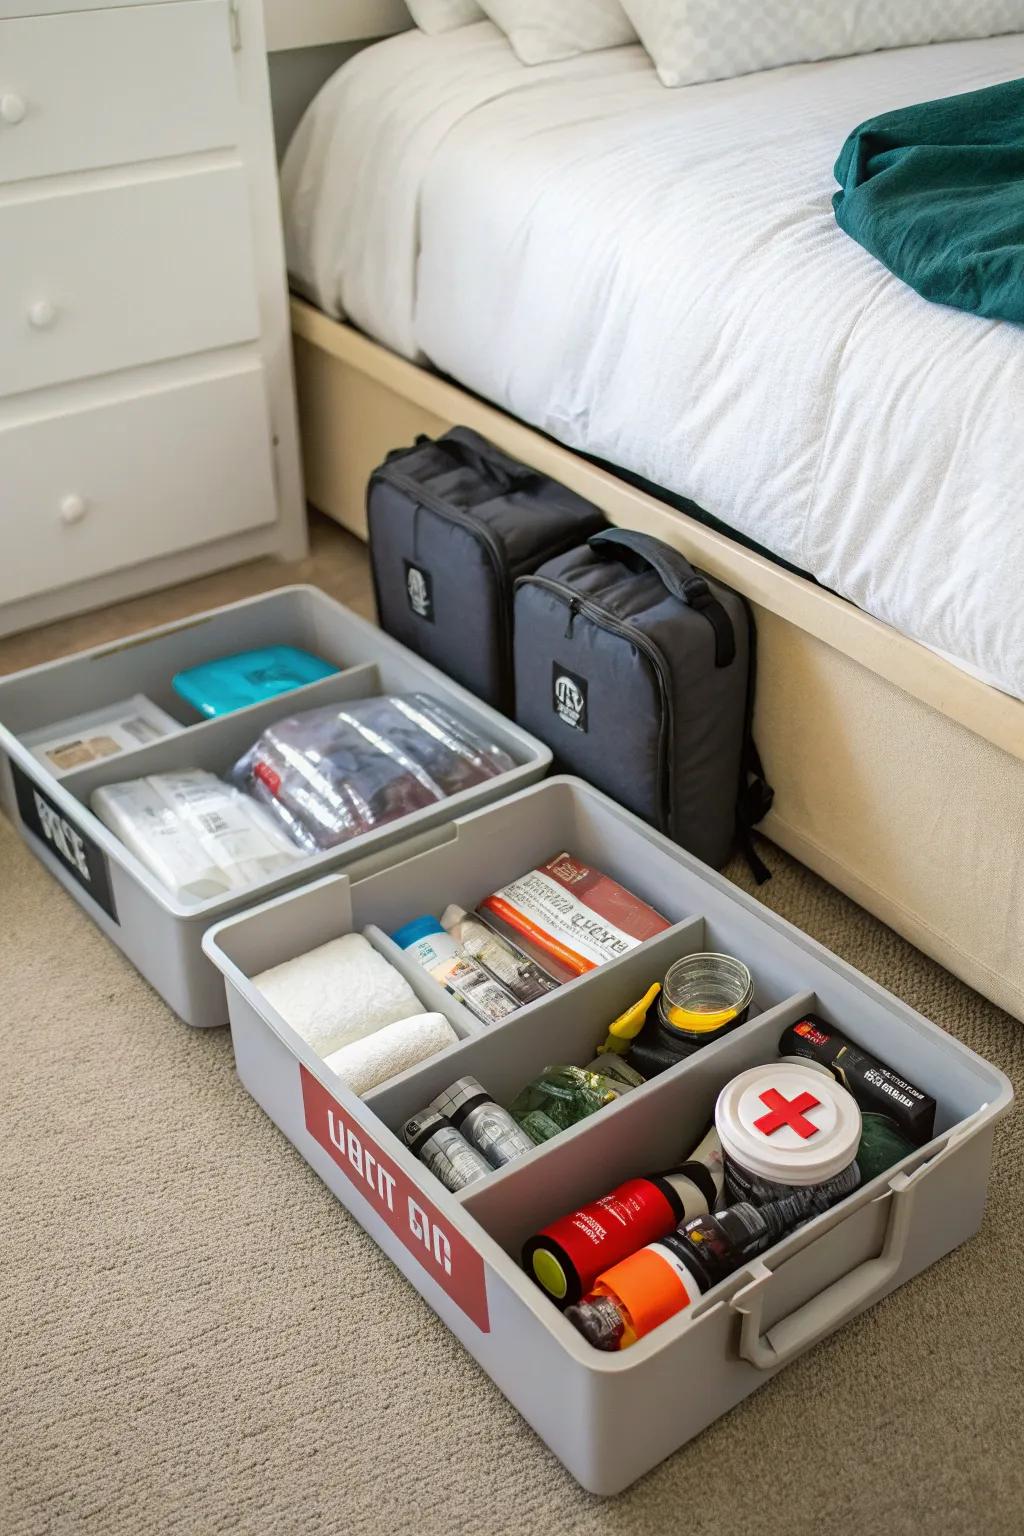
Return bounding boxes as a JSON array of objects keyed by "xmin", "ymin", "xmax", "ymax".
[{"xmin": 283, "ymin": 24, "xmax": 1024, "ymax": 700}]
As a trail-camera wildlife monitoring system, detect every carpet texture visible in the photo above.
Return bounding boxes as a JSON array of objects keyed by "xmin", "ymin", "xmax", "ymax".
[{"xmin": 2, "ymin": 519, "xmax": 1022, "ymax": 1535}]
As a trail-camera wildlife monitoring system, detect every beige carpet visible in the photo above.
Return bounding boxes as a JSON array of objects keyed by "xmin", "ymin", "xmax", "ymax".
[{"xmin": 2, "ymin": 518, "xmax": 1022, "ymax": 1536}]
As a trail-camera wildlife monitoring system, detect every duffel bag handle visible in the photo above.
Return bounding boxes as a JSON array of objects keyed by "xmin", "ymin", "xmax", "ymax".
[
  {"xmin": 427, "ymin": 429, "xmax": 539, "ymax": 495},
  {"xmin": 589, "ymin": 527, "xmax": 736, "ymax": 668}
]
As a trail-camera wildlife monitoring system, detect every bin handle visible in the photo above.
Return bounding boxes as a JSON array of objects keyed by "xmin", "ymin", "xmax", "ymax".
[{"xmin": 729, "ymin": 1109, "xmax": 988, "ymax": 1371}]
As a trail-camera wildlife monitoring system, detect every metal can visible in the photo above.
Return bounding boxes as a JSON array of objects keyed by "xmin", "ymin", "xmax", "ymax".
[
  {"xmin": 429, "ymin": 1076, "xmax": 535, "ymax": 1168},
  {"xmin": 715, "ymin": 1062, "xmax": 862, "ymax": 1213},
  {"xmin": 402, "ymin": 1110, "xmax": 491, "ymax": 1192}
]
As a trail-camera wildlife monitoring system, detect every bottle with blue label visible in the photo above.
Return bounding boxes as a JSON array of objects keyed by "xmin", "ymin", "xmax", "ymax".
[{"xmin": 392, "ymin": 916, "xmax": 518, "ymax": 1025}]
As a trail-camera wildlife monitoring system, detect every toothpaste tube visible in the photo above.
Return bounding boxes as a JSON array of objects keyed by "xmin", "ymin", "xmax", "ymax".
[
  {"xmin": 392, "ymin": 916, "xmax": 519, "ymax": 1027},
  {"xmin": 427, "ymin": 952, "xmax": 519, "ymax": 1027}
]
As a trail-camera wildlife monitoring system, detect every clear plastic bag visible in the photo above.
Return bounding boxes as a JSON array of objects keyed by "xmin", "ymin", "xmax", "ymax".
[{"xmin": 231, "ymin": 693, "xmax": 515, "ymax": 852}]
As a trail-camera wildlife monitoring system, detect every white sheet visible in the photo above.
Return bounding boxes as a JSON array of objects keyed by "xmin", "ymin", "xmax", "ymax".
[
  {"xmin": 282, "ymin": 25, "xmax": 641, "ymax": 358},
  {"xmin": 282, "ymin": 25, "xmax": 1024, "ymax": 699}
]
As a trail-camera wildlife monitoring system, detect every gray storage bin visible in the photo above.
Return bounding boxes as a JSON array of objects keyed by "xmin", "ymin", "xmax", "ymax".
[
  {"xmin": 0, "ymin": 586, "xmax": 550, "ymax": 1027},
  {"xmin": 204, "ymin": 777, "xmax": 1012, "ymax": 1494}
]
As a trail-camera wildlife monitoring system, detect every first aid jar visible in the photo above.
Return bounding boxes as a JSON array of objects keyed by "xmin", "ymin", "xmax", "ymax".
[{"xmin": 715, "ymin": 1062, "xmax": 862, "ymax": 1211}]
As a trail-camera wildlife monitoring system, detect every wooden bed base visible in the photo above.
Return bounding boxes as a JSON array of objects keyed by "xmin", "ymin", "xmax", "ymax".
[{"xmin": 291, "ymin": 298, "xmax": 1024, "ymax": 1022}]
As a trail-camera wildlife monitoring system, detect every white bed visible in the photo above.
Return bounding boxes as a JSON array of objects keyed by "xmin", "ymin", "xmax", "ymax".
[
  {"xmin": 283, "ymin": 21, "xmax": 1024, "ymax": 700},
  {"xmin": 280, "ymin": 22, "xmax": 1024, "ymax": 1021}
]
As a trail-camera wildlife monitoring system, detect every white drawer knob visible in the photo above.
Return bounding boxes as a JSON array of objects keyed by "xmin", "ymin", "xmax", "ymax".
[
  {"xmin": 60, "ymin": 494, "xmax": 88, "ymax": 526},
  {"xmin": 0, "ymin": 93, "xmax": 26, "ymax": 125},
  {"xmin": 28, "ymin": 299, "xmax": 57, "ymax": 330}
]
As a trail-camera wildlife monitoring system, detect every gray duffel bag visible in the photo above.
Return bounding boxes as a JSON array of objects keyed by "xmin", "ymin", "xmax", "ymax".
[
  {"xmin": 514, "ymin": 528, "xmax": 773, "ymax": 875},
  {"xmin": 367, "ymin": 429, "xmax": 607, "ymax": 713}
]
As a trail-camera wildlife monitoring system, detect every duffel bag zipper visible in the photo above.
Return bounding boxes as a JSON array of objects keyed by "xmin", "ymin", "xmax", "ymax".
[{"xmin": 520, "ymin": 574, "xmax": 674, "ymax": 836}]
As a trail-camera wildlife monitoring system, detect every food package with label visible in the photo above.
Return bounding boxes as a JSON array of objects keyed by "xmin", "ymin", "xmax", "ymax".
[
  {"xmin": 23, "ymin": 695, "xmax": 182, "ymax": 777},
  {"xmin": 480, "ymin": 853, "xmax": 671, "ymax": 980},
  {"xmin": 92, "ymin": 768, "xmax": 303, "ymax": 902}
]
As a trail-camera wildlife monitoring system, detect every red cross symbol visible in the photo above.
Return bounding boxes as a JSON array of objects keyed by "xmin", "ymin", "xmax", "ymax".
[{"xmin": 753, "ymin": 1088, "xmax": 821, "ymax": 1139}]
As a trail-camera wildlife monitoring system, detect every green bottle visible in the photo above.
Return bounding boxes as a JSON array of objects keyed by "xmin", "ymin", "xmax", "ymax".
[
  {"xmin": 510, "ymin": 1065, "xmax": 622, "ymax": 1145},
  {"xmin": 856, "ymin": 1113, "xmax": 916, "ymax": 1182}
]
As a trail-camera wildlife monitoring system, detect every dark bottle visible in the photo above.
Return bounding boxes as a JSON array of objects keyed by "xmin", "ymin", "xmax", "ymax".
[{"xmin": 677, "ymin": 1192, "xmax": 812, "ymax": 1288}]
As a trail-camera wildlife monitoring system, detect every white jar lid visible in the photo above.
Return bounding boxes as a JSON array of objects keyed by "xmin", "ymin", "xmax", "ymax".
[{"xmin": 715, "ymin": 1063, "xmax": 862, "ymax": 1186}]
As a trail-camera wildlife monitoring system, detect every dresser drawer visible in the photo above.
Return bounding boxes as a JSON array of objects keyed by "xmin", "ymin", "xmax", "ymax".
[
  {"xmin": 0, "ymin": 365, "xmax": 277, "ymax": 604},
  {"xmin": 0, "ymin": 1, "xmax": 239, "ymax": 184},
  {"xmin": 0, "ymin": 168, "xmax": 260, "ymax": 398}
]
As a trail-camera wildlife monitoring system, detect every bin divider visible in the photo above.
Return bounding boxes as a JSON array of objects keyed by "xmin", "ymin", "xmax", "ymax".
[
  {"xmin": 454, "ymin": 990, "xmax": 818, "ymax": 1253},
  {"xmin": 362, "ymin": 916, "xmax": 708, "ymax": 1131},
  {"xmin": 361, "ymin": 924, "xmax": 483, "ymax": 1040},
  {"xmin": 210, "ymin": 873, "xmax": 357, "ymax": 980},
  {"xmin": 56, "ymin": 663, "xmax": 386, "ymax": 806}
]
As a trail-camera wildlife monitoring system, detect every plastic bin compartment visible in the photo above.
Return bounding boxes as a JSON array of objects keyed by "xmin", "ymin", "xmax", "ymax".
[
  {"xmin": 363, "ymin": 914, "xmax": 712, "ymax": 1126},
  {"xmin": 455, "ymin": 987, "xmax": 956, "ymax": 1256},
  {"xmin": 0, "ymin": 585, "xmax": 370, "ymax": 739},
  {"xmin": 0, "ymin": 585, "xmax": 550, "ymax": 1028},
  {"xmin": 203, "ymin": 778, "xmax": 1013, "ymax": 1495}
]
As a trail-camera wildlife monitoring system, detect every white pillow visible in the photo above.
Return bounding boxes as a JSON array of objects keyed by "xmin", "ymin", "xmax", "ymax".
[
  {"xmin": 477, "ymin": 0, "xmax": 636, "ymax": 65},
  {"xmin": 406, "ymin": 0, "xmax": 485, "ymax": 34},
  {"xmin": 620, "ymin": 0, "xmax": 1024, "ymax": 88}
]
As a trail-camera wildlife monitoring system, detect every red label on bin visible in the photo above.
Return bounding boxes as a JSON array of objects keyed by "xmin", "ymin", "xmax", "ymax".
[{"xmin": 299, "ymin": 1065, "xmax": 491, "ymax": 1333}]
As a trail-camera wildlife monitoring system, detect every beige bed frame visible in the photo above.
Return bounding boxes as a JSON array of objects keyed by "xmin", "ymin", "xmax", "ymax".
[{"xmin": 291, "ymin": 297, "xmax": 1024, "ymax": 1023}]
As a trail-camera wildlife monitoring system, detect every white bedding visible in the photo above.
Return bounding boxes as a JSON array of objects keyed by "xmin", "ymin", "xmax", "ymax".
[{"xmin": 283, "ymin": 24, "xmax": 1024, "ymax": 699}]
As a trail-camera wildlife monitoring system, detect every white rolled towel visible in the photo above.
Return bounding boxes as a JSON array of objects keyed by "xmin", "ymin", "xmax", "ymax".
[
  {"xmin": 254, "ymin": 933, "xmax": 422, "ymax": 1057},
  {"xmin": 322, "ymin": 1013, "xmax": 459, "ymax": 1097}
]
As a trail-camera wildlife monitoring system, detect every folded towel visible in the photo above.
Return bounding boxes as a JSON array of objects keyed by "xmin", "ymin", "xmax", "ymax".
[
  {"xmin": 254, "ymin": 934, "xmax": 422, "ymax": 1057},
  {"xmin": 322, "ymin": 1012, "xmax": 459, "ymax": 1097}
]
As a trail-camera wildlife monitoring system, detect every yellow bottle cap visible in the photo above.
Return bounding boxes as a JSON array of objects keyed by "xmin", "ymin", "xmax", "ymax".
[
  {"xmin": 598, "ymin": 982, "xmax": 662, "ymax": 1054},
  {"xmin": 532, "ymin": 1249, "xmax": 569, "ymax": 1300}
]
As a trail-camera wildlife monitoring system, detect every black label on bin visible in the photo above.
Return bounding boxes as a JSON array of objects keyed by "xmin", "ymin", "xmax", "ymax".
[
  {"xmin": 552, "ymin": 664, "xmax": 588, "ymax": 733},
  {"xmin": 11, "ymin": 761, "xmax": 119, "ymax": 923},
  {"xmin": 404, "ymin": 561, "xmax": 435, "ymax": 623}
]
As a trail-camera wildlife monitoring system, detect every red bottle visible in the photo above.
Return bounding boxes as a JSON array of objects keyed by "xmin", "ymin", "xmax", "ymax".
[{"xmin": 522, "ymin": 1158, "xmax": 718, "ymax": 1308}]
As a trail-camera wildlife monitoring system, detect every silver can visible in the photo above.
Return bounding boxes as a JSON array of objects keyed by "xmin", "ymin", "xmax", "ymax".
[
  {"xmin": 402, "ymin": 1110, "xmax": 491, "ymax": 1192},
  {"xmin": 430, "ymin": 1076, "xmax": 536, "ymax": 1168}
]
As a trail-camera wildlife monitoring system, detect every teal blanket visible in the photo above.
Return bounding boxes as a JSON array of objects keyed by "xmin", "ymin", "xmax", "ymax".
[{"xmin": 833, "ymin": 79, "xmax": 1024, "ymax": 325}]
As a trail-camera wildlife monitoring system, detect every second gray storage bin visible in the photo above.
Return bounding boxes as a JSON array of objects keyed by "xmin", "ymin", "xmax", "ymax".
[{"xmin": 0, "ymin": 585, "xmax": 550, "ymax": 1026}]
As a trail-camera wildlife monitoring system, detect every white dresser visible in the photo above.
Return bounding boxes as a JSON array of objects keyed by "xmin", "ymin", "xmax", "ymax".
[{"xmin": 0, "ymin": 0, "xmax": 306, "ymax": 635}]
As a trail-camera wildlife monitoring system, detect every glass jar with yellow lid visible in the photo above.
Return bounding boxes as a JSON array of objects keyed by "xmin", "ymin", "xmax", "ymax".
[{"xmin": 628, "ymin": 953, "xmax": 754, "ymax": 1078}]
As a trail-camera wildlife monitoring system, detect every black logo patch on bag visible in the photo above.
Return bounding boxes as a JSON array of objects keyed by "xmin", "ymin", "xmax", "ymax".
[
  {"xmin": 552, "ymin": 664, "xmax": 588, "ymax": 733},
  {"xmin": 11, "ymin": 760, "xmax": 119, "ymax": 922},
  {"xmin": 404, "ymin": 562, "xmax": 434, "ymax": 623}
]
